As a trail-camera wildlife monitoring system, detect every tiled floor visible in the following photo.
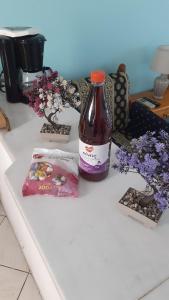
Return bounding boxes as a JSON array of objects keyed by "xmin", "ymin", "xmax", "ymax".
[{"xmin": 0, "ymin": 200, "xmax": 42, "ymax": 300}]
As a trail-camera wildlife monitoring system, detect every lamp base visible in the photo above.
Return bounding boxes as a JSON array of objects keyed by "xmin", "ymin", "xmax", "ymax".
[{"xmin": 154, "ymin": 74, "xmax": 169, "ymax": 100}]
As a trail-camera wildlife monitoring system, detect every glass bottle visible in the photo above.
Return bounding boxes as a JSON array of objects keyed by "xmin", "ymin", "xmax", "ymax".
[{"xmin": 79, "ymin": 70, "xmax": 112, "ymax": 181}]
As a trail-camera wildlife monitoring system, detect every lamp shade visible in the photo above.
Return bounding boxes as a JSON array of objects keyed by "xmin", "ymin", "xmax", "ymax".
[{"xmin": 151, "ymin": 45, "xmax": 169, "ymax": 74}]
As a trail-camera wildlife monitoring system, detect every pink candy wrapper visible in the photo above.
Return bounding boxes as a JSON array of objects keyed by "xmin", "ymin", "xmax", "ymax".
[{"xmin": 22, "ymin": 148, "xmax": 79, "ymax": 197}]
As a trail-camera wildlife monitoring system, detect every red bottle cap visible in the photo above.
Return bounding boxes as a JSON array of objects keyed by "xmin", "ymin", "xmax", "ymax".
[{"xmin": 90, "ymin": 70, "xmax": 105, "ymax": 84}]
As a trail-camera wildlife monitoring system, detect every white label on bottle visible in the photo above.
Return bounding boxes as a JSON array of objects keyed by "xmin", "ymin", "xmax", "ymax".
[{"xmin": 79, "ymin": 140, "xmax": 110, "ymax": 174}]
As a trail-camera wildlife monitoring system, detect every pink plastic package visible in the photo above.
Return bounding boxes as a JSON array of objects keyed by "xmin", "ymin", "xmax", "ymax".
[{"xmin": 22, "ymin": 148, "xmax": 79, "ymax": 197}]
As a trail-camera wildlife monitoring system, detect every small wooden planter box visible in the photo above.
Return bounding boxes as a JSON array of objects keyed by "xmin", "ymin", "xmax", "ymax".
[
  {"xmin": 117, "ymin": 187, "xmax": 163, "ymax": 229},
  {"xmin": 40, "ymin": 123, "xmax": 71, "ymax": 143}
]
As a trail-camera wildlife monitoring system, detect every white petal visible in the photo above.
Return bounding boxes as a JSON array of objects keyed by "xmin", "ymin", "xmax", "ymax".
[
  {"xmin": 47, "ymin": 94, "xmax": 53, "ymax": 101},
  {"xmin": 47, "ymin": 101, "xmax": 52, "ymax": 108},
  {"xmin": 62, "ymin": 80, "xmax": 67, "ymax": 86},
  {"xmin": 39, "ymin": 94, "xmax": 43, "ymax": 99}
]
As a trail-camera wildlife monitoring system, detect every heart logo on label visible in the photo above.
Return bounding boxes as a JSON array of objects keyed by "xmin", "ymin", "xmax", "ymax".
[{"xmin": 85, "ymin": 146, "xmax": 94, "ymax": 153}]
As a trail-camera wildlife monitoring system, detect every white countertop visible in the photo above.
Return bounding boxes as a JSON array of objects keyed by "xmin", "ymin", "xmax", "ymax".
[
  {"xmin": 1, "ymin": 92, "xmax": 169, "ymax": 300},
  {"xmin": 0, "ymin": 93, "xmax": 35, "ymax": 130}
]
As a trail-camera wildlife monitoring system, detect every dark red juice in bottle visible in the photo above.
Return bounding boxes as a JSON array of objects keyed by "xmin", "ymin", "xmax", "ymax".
[{"xmin": 79, "ymin": 70, "xmax": 112, "ymax": 181}]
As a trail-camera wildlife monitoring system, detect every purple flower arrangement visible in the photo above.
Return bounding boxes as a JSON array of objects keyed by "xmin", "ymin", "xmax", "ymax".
[
  {"xmin": 25, "ymin": 70, "xmax": 81, "ymax": 128},
  {"xmin": 114, "ymin": 130, "xmax": 169, "ymax": 211}
]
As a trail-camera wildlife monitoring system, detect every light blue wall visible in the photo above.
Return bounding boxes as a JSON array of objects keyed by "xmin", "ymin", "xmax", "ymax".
[{"xmin": 1, "ymin": 0, "xmax": 169, "ymax": 93}]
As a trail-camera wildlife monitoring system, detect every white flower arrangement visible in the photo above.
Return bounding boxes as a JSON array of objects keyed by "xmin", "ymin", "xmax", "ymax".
[{"xmin": 26, "ymin": 70, "xmax": 81, "ymax": 128}]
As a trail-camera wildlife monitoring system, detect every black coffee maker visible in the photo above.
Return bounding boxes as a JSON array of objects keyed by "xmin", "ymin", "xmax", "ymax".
[{"xmin": 0, "ymin": 27, "xmax": 46, "ymax": 103}]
